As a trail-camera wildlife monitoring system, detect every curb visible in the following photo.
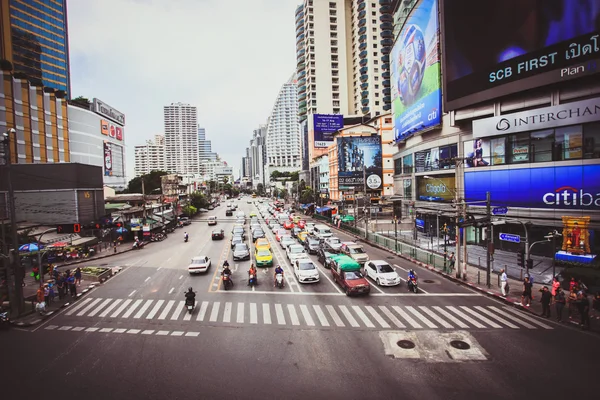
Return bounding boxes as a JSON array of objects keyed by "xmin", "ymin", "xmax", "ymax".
[
  {"xmin": 10, "ymin": 267, "xmax": 123, "ymax": 327},
  {"xmin": 57, "ymin": 248, "xmax": 135, "ymax": 268}
]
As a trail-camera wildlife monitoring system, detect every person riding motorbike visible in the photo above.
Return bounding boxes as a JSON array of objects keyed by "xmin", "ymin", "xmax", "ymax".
[
  {"xmin": 274, "ymin": 265, "xmax": 284, "ymax": 287},
  {"xmin": 222, "ymin": 264, "xmax": 233, "ymax": 287},
  {"xmin": 248, "ymin": 264, "xmax": 257, "ymax": 286},
  {"xmin": 408, "ymin": 269, "xmax": 417, "ymax": 282},
  {"xmin": 184, "ymin": 287, "xmax": 196, "ymax": 305}
]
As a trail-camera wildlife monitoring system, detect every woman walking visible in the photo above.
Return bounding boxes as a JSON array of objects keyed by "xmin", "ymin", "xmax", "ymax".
[{"xmin": 521, "ymin": 277, "xmax": 532, "ymax": 307}]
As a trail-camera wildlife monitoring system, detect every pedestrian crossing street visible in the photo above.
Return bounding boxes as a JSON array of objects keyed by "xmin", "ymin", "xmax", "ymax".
[{"xmin": 57, "ymin": 296, "xmax": 554, "ymax": 331}]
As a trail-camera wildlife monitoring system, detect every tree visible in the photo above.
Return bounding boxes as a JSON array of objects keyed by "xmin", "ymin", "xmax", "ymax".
[
  {"xmin": 125, "ymin": 170, "xmax": 168, "ymax": 194},
  {"xmin": 182, "ymin": 205, "xmax": 197, "ymax": 216},
  {"xmin": 291, "ymin": 181, "xmax": 298, "ymax": 198},
  {"xmin": 256, "ymin": 183, "xmax": 265, "ymax": 195},
  {"xmin": 300, "ymin": 188, "xmax": 315, "ymax": 204},
  {"xmin": 189, "ymin": 192, "xmax": 209, "ymax": 209},
  {"xmin": 290, "ymin": 171, "xmax": 299, "ymax": 182},
  {"xmin": 279, "ymin": 188, "xmax": 289, "ymax": 200},
  {"xmin": 299, "ymin": 179, "xmax": 306, "ymax": 192}
]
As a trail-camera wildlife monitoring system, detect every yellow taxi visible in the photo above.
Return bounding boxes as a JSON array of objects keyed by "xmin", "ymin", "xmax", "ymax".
[
  {"xmin": 292, "ymin": 215, "xmax": 302, "ymax": 224},
  {"xmin": 249, "ymin": 212, "xmax": 257, "ymax": 218},
  {"xmin": 255, "ymin": 238, "xmax": 271, "ymax": 250},
  {"xmin": 297, "ymin": 231, "xmax": 309, "ymax": 244},
  {"xmin": 255, "ymin": 247, "xmax": 273, "ymax": 267}
]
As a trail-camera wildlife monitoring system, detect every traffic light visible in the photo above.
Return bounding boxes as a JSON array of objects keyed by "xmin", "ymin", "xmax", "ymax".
[
  {"xmin": 517, "ymin": 250, "xmax": 525, "ymax": 268},
  {"xmin": 526, "ymin": 259, "xmax": 533, "ymax": 270},
  {"xmin": 56, "ymin": 223, "xmax": 81, "ymax": 234}
]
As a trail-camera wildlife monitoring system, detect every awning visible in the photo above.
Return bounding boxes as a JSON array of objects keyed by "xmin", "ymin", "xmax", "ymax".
[
  {"xmin": 315, "ymin": 206, "xmax": 332, "ymax": 213},
  {"xmin": 300, "ymin": 203, "xmax": 315, "ymax": 209}
]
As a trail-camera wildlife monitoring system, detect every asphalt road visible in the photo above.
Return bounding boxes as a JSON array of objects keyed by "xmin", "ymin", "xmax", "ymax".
[{"xmin": 2, "ymin": 198, "xmax": 598, "ymax": 400}]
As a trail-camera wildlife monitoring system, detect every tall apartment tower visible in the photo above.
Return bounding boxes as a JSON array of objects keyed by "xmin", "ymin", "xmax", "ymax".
[
  {"xmin": 163, "ymin": 103, "xmax": 199, "ymax": 174},
  {"xmin": 265, "ymin": 75, "xmax": 301, "ymax": 173},
  {"xmin": 0, "ymin": 0, "xmax": 71, "ymax": 95},
  {"xmin": 295, "ymin": 0, "xmax": 384, "ymax": 122},
  {"xmin": 134, "ymin": 135, "xmax": 165, "ymax": 177}
]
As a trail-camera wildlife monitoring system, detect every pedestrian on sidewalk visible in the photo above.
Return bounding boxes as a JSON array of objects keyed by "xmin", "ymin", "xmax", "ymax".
[
  {"xmin": 448, "ymin": 252, "xmax": 455, "ymax": 272},
  {"xmin": 540, "ymin": 286, "xmax": 551, "ymax": 317},
  {"xmin": 67, "ymin": 273, "xmax": 77, "ymax": 297},
  {"xmin": 75, "ymin": 267, "xmax": 82, "ymax": 286},
  {"xmin": 500, "ymin": 269, "xmax": 508, "ymax": 296},
  {"xmin": 521, "ymin": 277, "xmax": 532, "ymax": 307},
  {"xmin": 36, "ymin": 286, "xmax": 46, "ymax": 313},
  {"xmin": 577, "ymin": 292, "xmax": 590, "ymax": 330},
  {"xmin": 56, "ymin": 273, "xmax": 65, "ymax": 300},
  {"xmin": 551, "ymin": 277, "xmax": 560, "ymax": 303},
  {"xmin": 43, "ymin": 284, "xmax": 50, "ymax": 306},
  {"xmin": 555, "ymin": 287, "xmax": 566, "ymax": 322}
]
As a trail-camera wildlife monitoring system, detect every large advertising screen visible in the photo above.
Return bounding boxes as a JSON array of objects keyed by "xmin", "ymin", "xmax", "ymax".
[
  {"xmin": 442, "ymin": 0, "xmax": 600, "ymax": 111},
  {"xmin": 337, "ymin": 136, "xmax": 383, "ymax": 191},
  {"xmin": 464, "ymin": 164, "xmax": 600, "ymax": 210},
  {"xmin": 391, "ymin": 0, "xmax": 441, "ymax": 141},
  {"xmin": 417, "ymin": 175, "xmax": 455, "ymax": 202},
  {"xmin": 314, "ymin": 114, "xmax": 344, "ymax": 148}
]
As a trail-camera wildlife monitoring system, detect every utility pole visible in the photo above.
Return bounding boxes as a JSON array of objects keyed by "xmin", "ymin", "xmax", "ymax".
[
  {"xmin": 363, "ymin": 166, "xmax": 368, "ymax": 239},
  {"xmin": 485, "ymin": 191, "xmax": 491, "ymax": 288},
  {"xmin": 455, "ymin": 193, "xmax": 461, "ymax": 279},
  {"xmin": 394, "ymin": 215, "xmax": 398, "ymax": 252}
]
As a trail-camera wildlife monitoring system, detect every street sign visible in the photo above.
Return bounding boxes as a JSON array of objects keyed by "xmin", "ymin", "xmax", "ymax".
[
  {"xmin": 492, "ymin": 206, "xmax": 508, "ymax": 215},
  {"xmin": 499, "ymin": 232, "xmax": 520, "ymax": 243}
]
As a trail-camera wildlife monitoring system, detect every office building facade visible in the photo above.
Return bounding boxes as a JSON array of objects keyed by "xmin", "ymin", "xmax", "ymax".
[{"xmin": 134, "ymin": 135, "xmax": 165, "ymax": 177}]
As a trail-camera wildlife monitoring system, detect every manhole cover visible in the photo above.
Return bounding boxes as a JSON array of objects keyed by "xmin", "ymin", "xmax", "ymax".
[
  {"xmin": 449, "ymin": 340, "xmax": 470, "ymax": 350},
  {"xmin": 396, "ymin": 340, "xmax": 416, "ymax": 349},
  {"xmin": 387, "ymin": 256, "xmax": 395, "ymax": 260},
  {"xmin": 423, "ymin": 279, "xmax": 435, "ymax": 283}
]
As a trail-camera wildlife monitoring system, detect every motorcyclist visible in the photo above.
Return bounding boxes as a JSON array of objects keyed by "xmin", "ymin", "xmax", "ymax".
[
  {"xmin": 408, "ymin": 269, "xmax": 417, "ymax": 282},
  {"xmin": 222, "ymin": 263, "xmax": 233, "ymax": 286},
  {"xmin": 274, "ymin": 265, "xmax": 284, "ymax": 287},
  {"xmin": 184, "ymin": 287, "xmax": 196, "ymax": 305},
  {"xmin": 248, "ymin": 264, "xmax": 257, "ymax": 286}
]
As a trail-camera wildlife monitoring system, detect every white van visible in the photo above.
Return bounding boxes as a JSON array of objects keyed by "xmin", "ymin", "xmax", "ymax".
[{"xmin": 313, "ymin": 224, "xmax": 333, "ymax": 239}]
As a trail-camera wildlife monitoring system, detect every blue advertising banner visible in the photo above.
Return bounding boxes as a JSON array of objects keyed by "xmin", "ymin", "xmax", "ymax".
[
  {"xmin": 391, "ymin": 0, "xmax": 441, "ymax": 142},
  {"xmin": 464, "ymin": 165, "xmax": 600, "ymax": 210},
  {"xmin": 314, "ymin": 114, "xmax": 344, "ymax": 148},
  {"xmin": 337, "ymin": 136, "xmax": 383, "ymax": 190}
]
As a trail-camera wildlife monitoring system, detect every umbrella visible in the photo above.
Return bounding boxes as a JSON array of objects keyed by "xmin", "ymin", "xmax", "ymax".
[
  {"xmin": 116, "ymin": 227, "xmax": 128, "ymax": 233},
  {"xmin": 19, "ymin": 243, "xmax": 40, "ymax": 252},
  {"xmin": 47, "ymin": 241, "xmax": 69, "ymax": 249}
]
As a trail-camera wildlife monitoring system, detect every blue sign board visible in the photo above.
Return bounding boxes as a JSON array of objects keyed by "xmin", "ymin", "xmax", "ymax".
[
  {"xmin": 416, "ymin": 218, "xmax": 425, "ymax": 229},
  {"xmin": 464, "ymin": 165, "xmax": 600, "ymax": 210},
  {"xmin": 492, "ymin": 206, "xmax": 508, "ymax": 215},
  {"xmin": 313, "ymin": 114, "xmax": 344, "ymax": 148},
  {"xmin": 499, "ymin": 233, "xmax": 521, "ymax": 243}
]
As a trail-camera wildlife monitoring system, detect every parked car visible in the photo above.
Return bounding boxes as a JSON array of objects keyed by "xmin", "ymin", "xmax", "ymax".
[
  {"xmin": 232, "ymin": 243, "xmax": 251, "ymax": 261},
  {"xmin": 364, "ymin": 260, "xmax": 401, "ymax": 286},
  {"xmin": 211, "ymin": 229, "xmax": 225, "ymax": 240},
  {"xmin": 294, "ymin": 259, "xmax": 320, "ymax": 283},
  {"xmin": 179, "ymin": 217, "xmax": 191, "ymax": 226},
  {"xmin": 188, "ymin": 256, "xmax": 211, "ymax": 274},
  {"xmin": 330, "ymin": 255, "xmax": 370, "ymax": 296}
]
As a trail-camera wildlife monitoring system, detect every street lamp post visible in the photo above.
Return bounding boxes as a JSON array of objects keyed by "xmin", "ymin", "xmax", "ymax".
[{"xmin": 36, "ymin": 228, "xmax": 57, "ymax": 287}]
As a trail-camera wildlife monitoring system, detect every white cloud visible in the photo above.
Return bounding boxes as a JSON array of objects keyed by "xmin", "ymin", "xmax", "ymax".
[{"xmin": 67, "ymin": 0, "xmax": 299, "ymax": 179}]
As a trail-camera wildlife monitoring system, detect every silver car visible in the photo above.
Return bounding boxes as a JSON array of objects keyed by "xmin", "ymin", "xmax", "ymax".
[{"xmin": 232, "ymin": 243, "xmax": 250, "ymax": 261}]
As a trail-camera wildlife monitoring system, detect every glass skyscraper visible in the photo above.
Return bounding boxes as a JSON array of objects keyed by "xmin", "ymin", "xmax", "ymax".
[{"xmin": 3, "ymin": 0, "xmax": 70, "ymax": 94}]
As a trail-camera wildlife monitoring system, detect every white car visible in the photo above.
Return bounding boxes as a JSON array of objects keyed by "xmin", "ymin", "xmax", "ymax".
[
  {"xmin": 305, "ymin": 222, "xmax": 316, "ymax": 232},
  {"xmin": 323, "ymin": 236, "xmax": 343, "ymax": 251},
  {"xmin": 272, "ymin": 224, "xmax": 282, "ymax": 234},
  {"xmin": 188, "ymin": 256, "xmax": 211, "ymax": 274},
  {"xmin": 294, "ymin": 259, "xmax": 320, "ymax": 283},
  {"xmin": 286, "ymin": 244, "xmax": 309, "ymax": 263},
  {"xmin": 363, "ymin": 260, "xmax": 401, "ymax": 286},
  {"xmin": 280, "ymin": 235, "xmax": 296, "ymax": 250}
]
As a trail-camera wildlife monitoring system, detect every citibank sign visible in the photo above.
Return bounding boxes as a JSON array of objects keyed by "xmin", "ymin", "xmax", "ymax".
[
  {"xmin": 465, "ymin": 165, "xmax": 600, "ymax": 210},
  {"xmin": 473, "ymin": 97, "xmax": 600, "ymax": 138}
]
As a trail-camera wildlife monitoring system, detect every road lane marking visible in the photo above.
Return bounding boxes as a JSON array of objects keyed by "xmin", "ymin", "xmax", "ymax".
[
  {"xmin": 405, "ymin": 306, "xmax": 437, "ymax": 328},
  {"xmin": 85, "ymin": 327, "xmax": 99, "ymax": 332},
  {"xmin": 185, "ymin": 332, "xmax": 200, "ymax": 337},
  {"xmin": 144, "ymin": 277, "xmax": 151, "ymax": 282},
  {"xmin": 128, "ymin": 290, "xmax": 136, "ymax": 297},
  {"xmin": 170, "ymin": 301, "xmax": 185, "ymax": 320},
  {"xmin": 122, "ymin": 299, "xmax": 143, "ymax": 318},
  {"xmin": 378, "ymin": 306, "xmax": 405, "ymax": 328},
  {"xmin": 446, "ymin": 306, "xmax": 486, "ymax": 328},
  {"xmin": 460, "ymin": 306, "xmax": 502, "ymax": 328},
  {"xmin": 171, "ymin": 331, "xmax": 184, "ymax": 336},
  {"xmin": 338, "ymin": 305, "xmax": 359, "ymax": 327},
  {"xmin": 209, "ymin": 302, "xmax": 220, "ymax": 322},
  {"xmin": 312, "ymin": 305, "xmax": 329, "ymax": 327},
  {"xmin": 158, "ymin": 300, "xmax": 175, "ymax": 320},
  {"xmin": 237, "ymin": 302, "xmax": 245, "ymax": 324},
  {"xmin": 168, "ymin": 288, "xmax": 174, "ymax": 294},
  {"xmin": 500, "ymin": 306, "xmax": 553, "ymax": 329},
  {"xmin": 156, "ymin": 331, "xmax": 170, "ymax": 336},
  {"xmin": 364, "ymin": 306, "xmax": 390, "ymax": 328},
  {"xmin": 76, "ymin": 298, "xmax": 103, "ymax": 317},
  {"xmin": 365, "ymin": 276, "xmax": 386, "ymax": 294},
  {"xmin": 486, "ymin": 306, "xmax": 536, "ymax": 329},
  {"xmin": 263, "ymin": 303, "xmax": 272, "ymax": 324},
  {"xmin": 64, "ymin": 298, "xmax": 93, "ymax": 316},
  {"xmin": 99, "ymin": 299, "xmax": 122, "ymax": 318},
  {"xmin": 146, "ymin": 300, "xmax": 165, "ymax": 320},
  {"xmin": 134, "ymin": 300, "xmax": 154, "ymax": 319},
  {"xmin": 179, "ymin": 275, "xmax": 183, "ymax": 280},
  {"xmin": 88, "ymin": 298, "xmax": 112, "ymax": 317},
  {"xmin": 223, "ymin": 302, "xmax": 233, "ymax": 323},
  {"xmin": 250, "ymin": 303, "xmax": 258, "ymax": 324},
  {"xmin": 197, "ymin": 301, "xmax": 209, "ymax": 321},
  {"xmin": 473, "ymin": 306, "xmax": 519, "ymax": 329},
  {"xmin": 352, "ymin": 305, "xmax": 375, "ymax": 328},
  {"xmin": 99, "ymin": 328, "xmax": 113, "ymax": 333},
  {"xmin": 325, "ymin": 305, "xmax": 345, "ymax": 327},
  {"xmin": 392, "ymin": 306, "xmax": 422, "ymax": 328},
  {"xmin": 142, "ymin": 330, "xmax": 155, "ymax": 335},
  {"xmin": 287, "ymin": 304, "xmax": 300, "ymax": 325},
  {"xmin": 275, "ymin": 304, "xmax": 286, "ymax": 325},
  {"xmin": 299, "ymin": 304, "xmax": 315, "ymax": 326},
  {"xmin": 432, "ymin": 306, "xmax": 470, "ymax": 329},
  {"xmin": 183, "ymin": 305, "xmax": 193, "ymax": 321},
  {"xmin": 419, "ymin": 306, "xmax": 453, "ymax": 329},
  {"xmin": 110, "ymin": 299, "xmax": 132, "ymax": 318}
]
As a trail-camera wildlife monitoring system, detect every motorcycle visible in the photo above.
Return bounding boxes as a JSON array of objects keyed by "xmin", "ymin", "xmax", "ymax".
[
  {"xmin": 185, "ymin": 299, "xmax": 195, "ymax": 314},
  {"xmin": 132, "ymin": 241, "xmax": 146, "ymax": 250},
  {"xmin": 184, "ymin": 236, "xmax": 189, "ymax": 243},
  {"xmin": 275, "ymin": 273, "xmax": 284, "ymax": 289},
  {"xmin": 407, "ymin": 277, "xmax": 418, "ymax": 294},
  {"xmin": 0, "ymin": 307, "xmax": 10, "ymax": 330},
  {"xmin": 222, "ymin": 273, "xmax": 233, "ymax": 290},
  {"xmin": 248, "ymin": 273, "xmax": 257, "ymax": 287}
]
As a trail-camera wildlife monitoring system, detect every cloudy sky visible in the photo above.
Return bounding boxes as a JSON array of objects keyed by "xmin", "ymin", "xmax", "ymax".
[{"xmin": 67, "ymin": 0, "xmax": 299, "ymax": 181}]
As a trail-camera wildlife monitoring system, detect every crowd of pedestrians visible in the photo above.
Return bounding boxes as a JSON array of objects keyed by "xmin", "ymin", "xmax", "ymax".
[{"xmin": 34, "ymin": 266, "xmax": 82, "ymax": 314}]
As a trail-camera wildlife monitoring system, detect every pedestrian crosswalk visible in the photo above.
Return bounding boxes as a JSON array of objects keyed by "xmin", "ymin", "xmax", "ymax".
[{"xmin": 58, "ymin": 297, "xmax": 554, "ymax": 331}]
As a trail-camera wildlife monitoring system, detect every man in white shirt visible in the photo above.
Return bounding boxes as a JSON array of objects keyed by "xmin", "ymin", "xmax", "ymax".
[{"xmin": 500, "ymin": 268, "xmax": 508, "ymax": 296}]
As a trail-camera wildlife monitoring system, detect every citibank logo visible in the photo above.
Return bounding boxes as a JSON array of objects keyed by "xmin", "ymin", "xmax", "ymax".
[
  {"xmin": 426, "ymin": 183, "xmax": 447, "ymax": 194},
  {"xmin": 542, "ymin": 186, "xmax": 600, "ymax": 207},
  {"xmin": 496, "ymin": 118, "xmax": 510, "ymax": 131}
]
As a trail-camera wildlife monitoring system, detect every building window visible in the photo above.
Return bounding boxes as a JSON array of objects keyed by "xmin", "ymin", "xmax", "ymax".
[
  {"xmin": 330, "ymin": 18, "xmax": 337, "ymax": 23},
  {"xmin": 403, "ymin": 179, "xmax": 413, "ymax": 199},
  {"xmin": 584, "ymin": 122, "xmax": 600, "ymax": 158},
  {"xmin": 331, "ymin": 63, "xmax": 338, "ymax": 69},
  {"xmin": 530, "ymin": 129, "xmax": 554, "ymax": 162},
  {"xmin": 330, "ymin": 25, "xmax": 337, "ymax": 31},
  {"xmin": 508, "ymin": 133, "xmax": 530, "ymax": 163},
  {"xmin": 329, "ymin": 2, "xmax": 336, "ymax": 7},
  {"xmin": 555, "ymin": 125, "xmax": 583, "ymax": 160},
  {"xmin": 403, "ymin": 154, "xmax": 413, "ymax": 174},
  {"xmin": 394, "ymin": 158, "xmax": 402, "ymax": 175}
]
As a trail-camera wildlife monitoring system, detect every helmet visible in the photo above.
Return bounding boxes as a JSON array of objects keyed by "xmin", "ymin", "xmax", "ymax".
[{"xmin": 409, "ymin": 269, "xmax": 414, "ymax": 274}]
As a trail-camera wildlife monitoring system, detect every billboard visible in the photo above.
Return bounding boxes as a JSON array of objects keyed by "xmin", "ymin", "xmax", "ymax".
[
  {"xmin": 337, "ymin": 136, "xmax": 383, "ymax": 190},
  {"xmin": 314, "ymin": 114, "xmax": 344, "ymax": 148},
  {"xmin": 391, "ymin": 0, "xmax": 441, "ymax": 141},
  {"xmin": 93, "ymin": 98, "xmax": 126, "ymax": 125},
  {"xmin": 100, "ymin": 119, "xmax": 124, "ymax": 141},
  {"xmin": 417, "ymin": 175, "xmax": 455, "ymax": 202},
  {"xmin": 464, "ymin": 164, "xmax": 600, "ymax": 210},
  {"xmin": 103, "ymin": 142, "xmax": 112, "ymax": 177},
  {"xmin": 442, "ymin": 0, "xmax": 600, "ymax": 111}
]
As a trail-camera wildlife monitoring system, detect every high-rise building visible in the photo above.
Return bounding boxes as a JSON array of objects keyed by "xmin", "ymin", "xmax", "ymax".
[
  {"xmin": 295, "ymin": 0, "xmax": 384, "ymax": 122},
  {"xmin": 265, "ymin": 74, "xmax": 301, "ymax": 176},
  {"xmin": 198, "ymin": 126, "xmax": 217, "ymax": 164},
  {"xmin": 163, "ymin": 103, "xmax": 199, "ymax": 175},
  {"xmin": 134, "ymin": 135, "xmax": 165, "ymax": 177},
  {"xmin": 249, "ymin": 125, "xmax": 267, "ymax": 188},
  {"xmin": 0, "ymin": 0, "xmax": 71, "ymax": 95}
]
